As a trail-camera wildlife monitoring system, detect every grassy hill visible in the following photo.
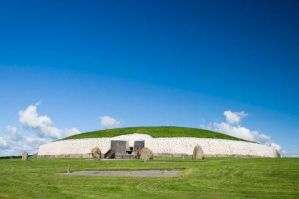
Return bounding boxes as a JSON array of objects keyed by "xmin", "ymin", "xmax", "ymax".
[{"xmin": 64, "ymin": 126, "xmax": 245, "ymax": 141}]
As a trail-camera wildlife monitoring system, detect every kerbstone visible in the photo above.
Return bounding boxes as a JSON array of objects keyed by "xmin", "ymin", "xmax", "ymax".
[
  {"xmin": 192, "ymin": 145, "xmax": 204, "ymax": 160},
  {"xmin": 91, "ymin": 147, "xmax": 101, "ymax": 159},
  {"xmin": 138, "ymin": 147, "xmax": 153, "ymax": 162}
]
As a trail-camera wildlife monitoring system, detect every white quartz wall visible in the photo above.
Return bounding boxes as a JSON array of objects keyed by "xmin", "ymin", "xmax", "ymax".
[{"xmin": 38, "ymin": 133, "xmax": 278, "ymax": 157}]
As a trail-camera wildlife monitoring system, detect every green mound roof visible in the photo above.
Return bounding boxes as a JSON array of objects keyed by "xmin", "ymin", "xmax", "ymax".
[{"xmin": 63, "ymin": 126, "xmax": 245, "ymax": 141}]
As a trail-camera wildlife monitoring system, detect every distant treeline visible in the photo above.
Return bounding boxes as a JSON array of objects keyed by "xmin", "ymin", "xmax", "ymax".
[
  {"xmin": 0, "ymin": 156, "xmax": 22, "ymax": 159},
  {"xmin": 0, "ymin": 155, "xmax": 34, "ymax": 159}
]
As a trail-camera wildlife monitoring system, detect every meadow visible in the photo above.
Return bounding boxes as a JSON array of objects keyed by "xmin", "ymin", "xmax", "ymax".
[{"xmin": 0, "ymin": 157, "xmax": 298, "ymax": 198}]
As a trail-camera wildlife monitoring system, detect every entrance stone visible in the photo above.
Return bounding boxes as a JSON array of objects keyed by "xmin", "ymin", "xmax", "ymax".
[
  {"xmin": 138, "ymin": 147, "xmax": 153, "ymax": 162},
  {"xmin": 91, "ymin": 147, "xmax": 101, "ymax": 159}
]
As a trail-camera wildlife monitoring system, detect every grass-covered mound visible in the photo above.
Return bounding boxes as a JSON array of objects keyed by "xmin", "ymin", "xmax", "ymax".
[{"xmin": 64, "ymin": 126, "xmax": 245, "ymax": 141}]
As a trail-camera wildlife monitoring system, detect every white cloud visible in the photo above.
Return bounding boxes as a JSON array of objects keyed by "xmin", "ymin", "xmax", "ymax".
[
  {"xmin": 64, "ymin": 128, "xmax": 81, "ymax": 137},
  {"xmin": 0, "ymin": 125, "xmax": 45, "ymax": 156},
  {"xmin": 5, "ymin": 125, "xmax": 20, "ymax": 141},
  {"xmin": 0, "ymin": 103, "xmax": 80, "ymax": 156},
  {"xmin": 19, "ymin": 104, "xmax": 80, "ymax": 139},
  {"xmin": 0, "ymin": 137, "xmax": 8, "ymax": 148},
  {"xmin": 5, "ymin": 125, "xmax": 17, "ymax": 134},
  {"xmin": 100, "ymin": 115, "xmax": 121, "ymax": 129},
  {"xmin": 224, "ymin": 110, "xmax": 247, "ymax": 124},
  {"xmin": 206, "ymin": 110, "xmax": 281, "ymax": 151}
]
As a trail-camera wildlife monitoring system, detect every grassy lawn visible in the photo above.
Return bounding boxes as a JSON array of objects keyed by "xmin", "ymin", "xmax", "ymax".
[
  {"xmin": 0, "ymin": 157, "xmax": 298, "ymax": 198},
  {"xmin": 64, "ymin": 126, "xmax": 244, "ymax": 141}
]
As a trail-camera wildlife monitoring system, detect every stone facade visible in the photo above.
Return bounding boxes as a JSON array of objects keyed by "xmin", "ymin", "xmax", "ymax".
[{"xmin": 38, "ymin": 133, "xmax": 279, "ymax": 158}]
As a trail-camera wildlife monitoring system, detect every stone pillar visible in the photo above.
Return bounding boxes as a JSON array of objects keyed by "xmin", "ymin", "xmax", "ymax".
[
  {"xmin": 134, "ymin": 141, "xmax": 145, "ymax": 153},
  {"xmin": 111, "ymin": 140, "xmax": 127, "ymax": 154},
  {"xmin": 192, "ymin": 145, "xmax": 204, "ymax": 160},
  {"xmin": 22, "ymin": 152, "xmax": 28, "ymax": 160}
]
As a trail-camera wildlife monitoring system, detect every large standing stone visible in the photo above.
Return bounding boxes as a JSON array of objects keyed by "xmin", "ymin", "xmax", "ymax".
[
  {"xmin": 91, "ymin": 147, "xmax": 101, "ymax": 159},
  {"xmin": 22, "ymin": 152, "xmax": 28, "ymax": 161},
  {"xmin": 192, "ymin": 145, "xmax": 204, "ymax": 160},
  {"xmin": 111, "ymin": 140, "xmax": 128, "ymax": 155},
  {"xmin": 138, "ymin": 147, "xmax": 153, "ymax": 162},
  {"xmin": 134, "ymin": 141, "xmax": 145, "ymax": 153}
]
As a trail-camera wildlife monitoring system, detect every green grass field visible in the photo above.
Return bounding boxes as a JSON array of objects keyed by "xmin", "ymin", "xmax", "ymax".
[
  {"xmin": 64, "ymin": 126, "xmax": 245, "ymax": 141},
  {"xmin": 0, "ymin": 157, "xmax": 298, "ymax": 198}
]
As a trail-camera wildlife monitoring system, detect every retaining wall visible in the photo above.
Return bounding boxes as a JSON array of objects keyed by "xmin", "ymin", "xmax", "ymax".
[{"xmin": 38, "ymin": 134, "xmax": 279, "ymax": 158}]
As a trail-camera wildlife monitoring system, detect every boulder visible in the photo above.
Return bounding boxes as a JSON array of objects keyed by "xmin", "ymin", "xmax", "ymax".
[
  {"xmin": 91, "ymin": 147, "xmax": 101, "ymax": 159},
  {"xmin": 22, "ymin": 152, "xmax": 28, "ymax": 161},
  {"xmin": 192, "ymin": 145, "xmax": 204, "ymax": 160},
  {"xmin": 138, "ymin": 147, "xmax": 153, "ymax": 162}
]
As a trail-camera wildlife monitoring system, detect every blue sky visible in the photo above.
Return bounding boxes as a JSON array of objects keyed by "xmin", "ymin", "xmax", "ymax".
[{"xmin": 0, "ymin": 0, "xmax": 298, "ymax": 155}]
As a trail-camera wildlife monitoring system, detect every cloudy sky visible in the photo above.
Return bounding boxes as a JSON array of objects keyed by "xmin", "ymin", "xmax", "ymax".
[{"xmin": 0, "ymin": 0, "xmax": 298, "ymax": 156}]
